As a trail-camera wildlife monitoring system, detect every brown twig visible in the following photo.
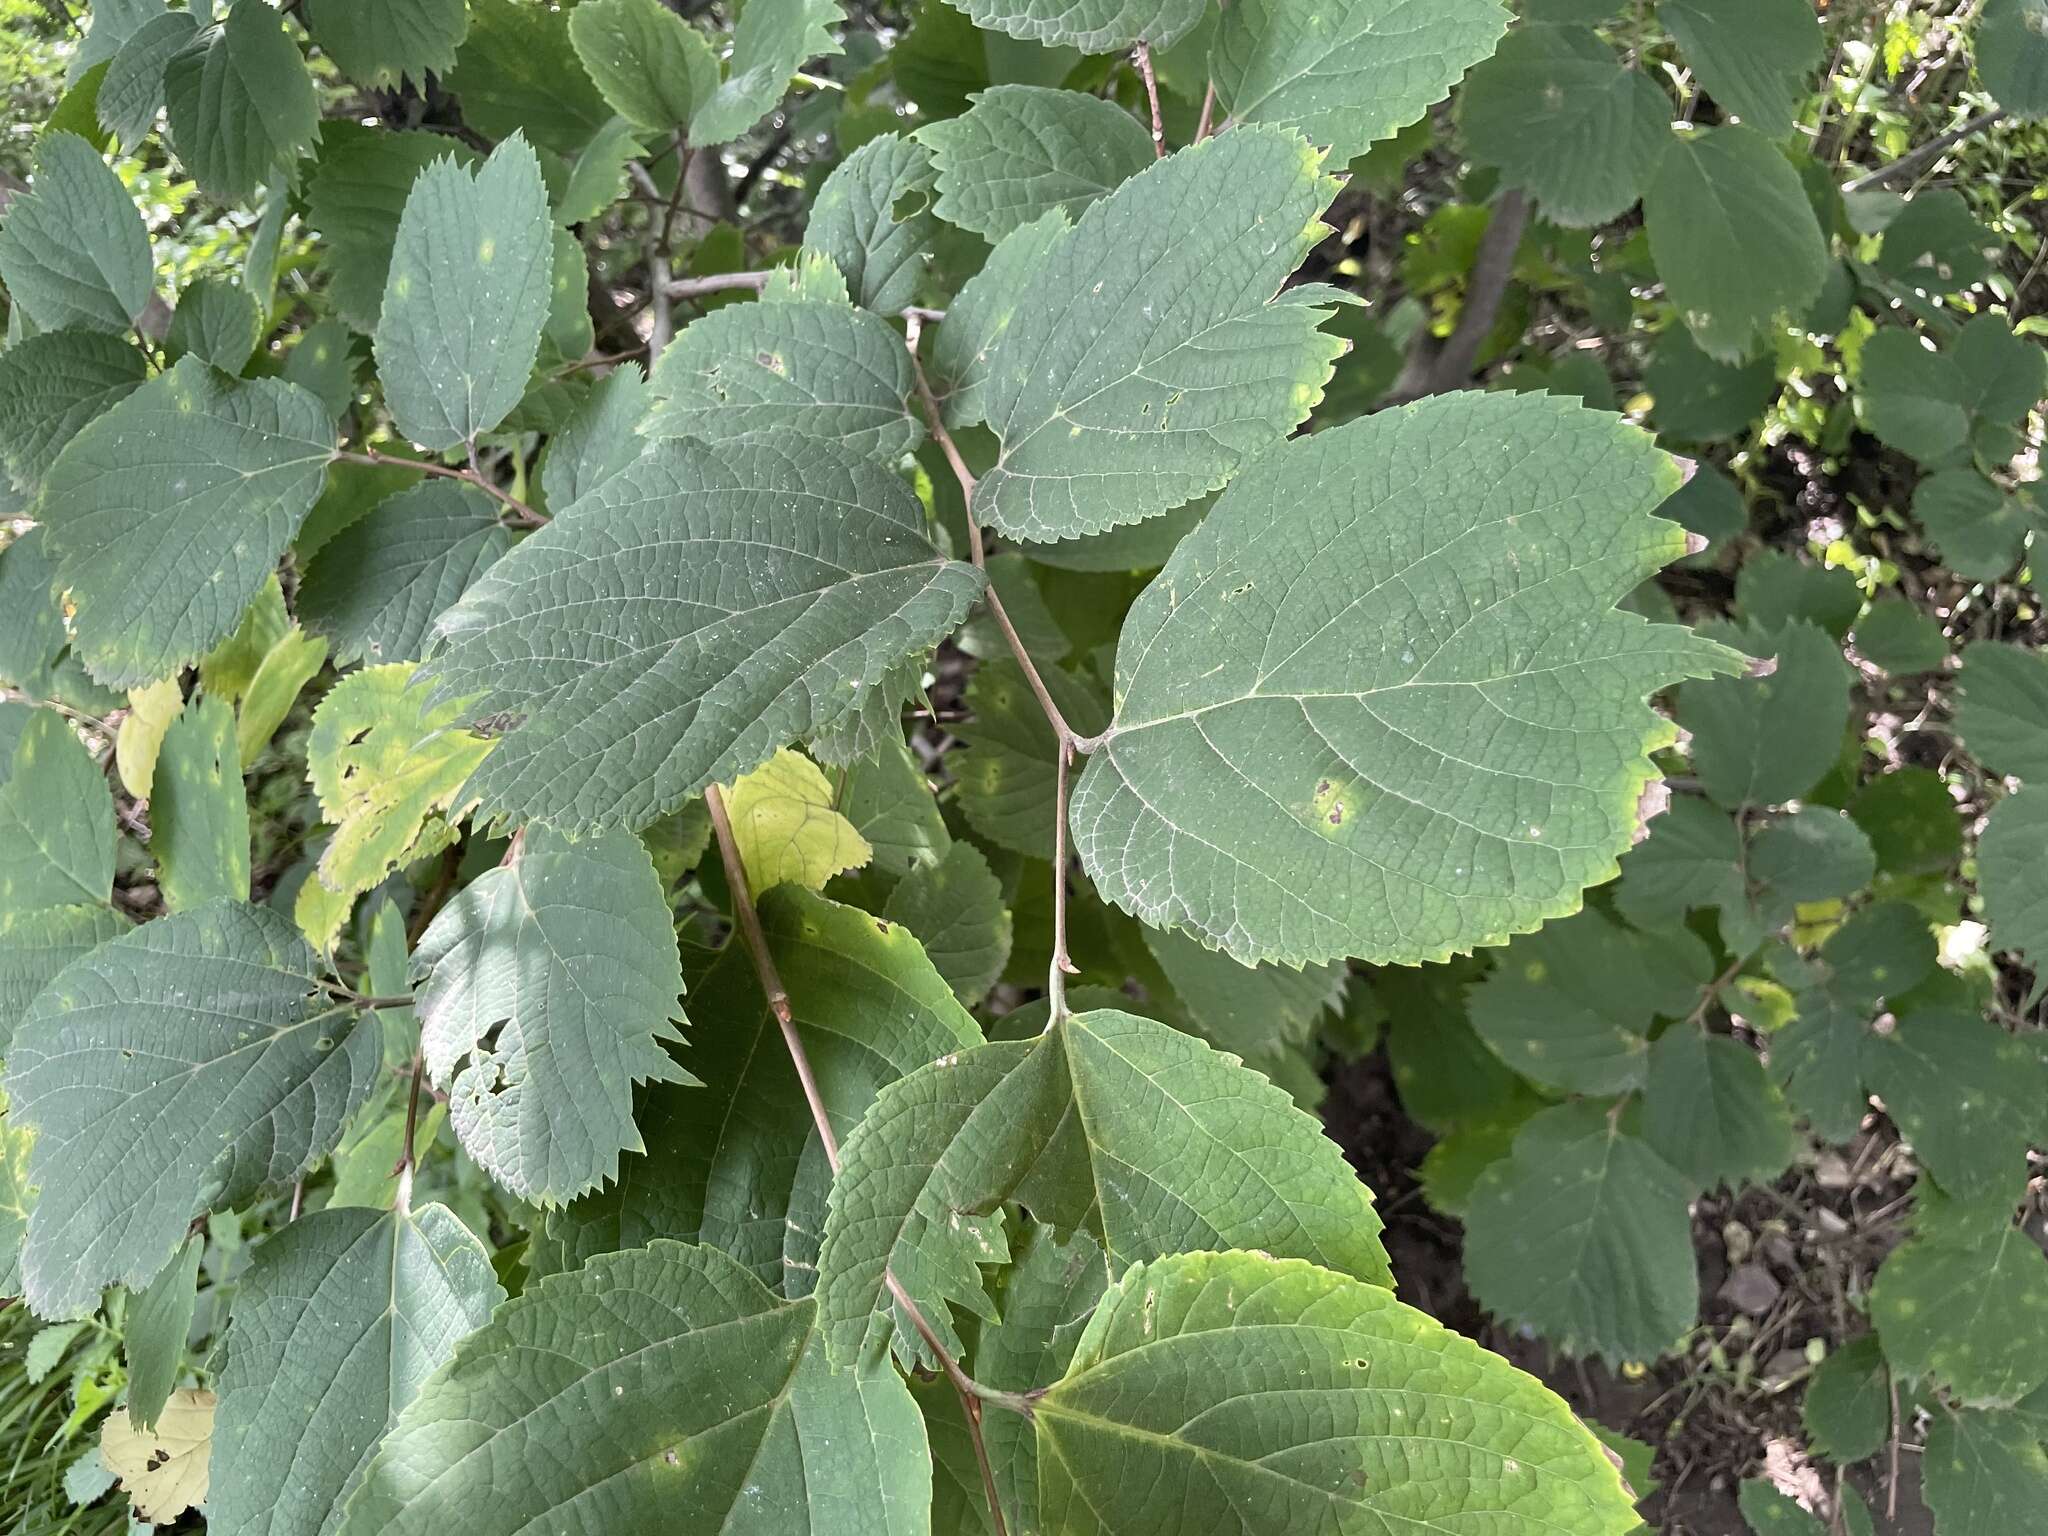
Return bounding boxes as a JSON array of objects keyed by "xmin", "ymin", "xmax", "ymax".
[
  {"xmin": 336, "ymin": 448, "xmax": 546, "ymax": 527},
  {"xmin": 1843, "ymin": 108, "xmax": 2003, "ymax": 191},
  {"xmin": 661, "ymin": 269, "xmax": 774, "ymax": 301},
  {"xmin": 1194, "ymin": 78, "xmax": 1217, "ymax": 142},
  {"xmin": 1133, "ymin": 43, "xmax": 1167, "ymax": 158}
]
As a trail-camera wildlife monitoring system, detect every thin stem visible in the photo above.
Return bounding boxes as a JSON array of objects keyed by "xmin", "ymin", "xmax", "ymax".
[
  {"xmin": 703, "ymin": 781, "xmax": 1025, "ymax": 1534},
  {"xmin": 662, "ymin": 269, "xmax": 773, "ymax": 301},
  {"xmin": 1194, "ymin": 78, "xmax": 1217, "ymax": 142},
  {"xmin": 901, "ymin": 318, "xmax": 1084, "ymax": 748},
  {"xmin": 1133, "ymin": 43, "xmax": 1166, "ymax": 158},
  {"xmin": 903, "ymin": 315, "xmax": 1103, "ymax": 1021},
  {"xmin": 336, "ymin": 448, "xmax": 545, "ymax": 527},
  {"xmin": 1843, "ymin": 107, "xmax": 2003, "ymax": 191},
  {"xmin": 1047, "ymin": 739, "xmax": 1078, "ymax": 1017},
  {"xmin": 394, "ymin": 1053, "xmax": 425, "ymax": 1215}
]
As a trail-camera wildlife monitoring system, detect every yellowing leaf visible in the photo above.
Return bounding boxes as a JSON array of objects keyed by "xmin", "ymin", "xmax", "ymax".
[
  {"xmin": 115, "ymin": 679, "xmax": 183, "ymax": 800},
  {"xmin": 722, "ymin": 748, "xmax": 870, "ymax": 897},
  {"xmin": 101, "ymin": 1387, "xmax": 215, "ymax": 1524},
  {"xmin": 237, "ymin": 626, "xmax": 328, "ymax": 762},
  {"xmin": 307, "ymin": 663, "xmax": 491, "ymax": 902}
]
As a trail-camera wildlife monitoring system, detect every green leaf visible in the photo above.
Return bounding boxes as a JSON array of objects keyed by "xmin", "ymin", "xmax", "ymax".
[
  {"xmin": 151, "ymin": 694, "xmax": 251, "ymax": 913},
  {"xmin": 281, "ymin": 317, "xmax": 362, "ymax": 421},
  {"xmin": 1852, "ymin": 595, "xmax": 1948, "ymax": 674},
  {"xmin": 1073, "ymin": 391, "xmax": 1740, "ymax": 967},
  {"xmin": 306, "ymin": 125, "xmax": 478, "ymax": 333},
  {"xmin": 802, "ymin": 133, "xmax": 938, "ymax": 312},
  {"xmin": 1861, "ymin": 1007, "xmax": 2048, "ymax": 1200},
  {"xmin": 532, "ymin": 886, "xmax": 980, "ymax": 1289},
  {"xmin": 1644, "ymin": 327, "xmax": 1778, "ymax": 442},
  {"xmin": 305, "ymin": 662, "xmax": 492, "ymax": 904},
  {"xmin": 1659, "ymin": 0, "xmax": 1822, "ymax": 140},
  {"xmin": 690, "ymin": 0, "xmax": 846, "ymax": 144},
  {"xmin": 123, "ymin": 1230, "xmax": 201, "ymax": 1431},
  {"xmin": 1214, "ymin": 0, "xmax": 1507, "ymax": 163},
  {"xmin": 0, "ymin": 328, "xmax": 148, "ymax": 496},
  {"xmin": 1659, "ymin": 463, "xmax": 1748, "ymax": 554},
  {"xmin": 921, "ymin": 86, "xmax": 1152, "ymax": 243},
  {"xmin": 955, "ymin": 658, "xmax": 1103, "ymax": 858},
  {"xmin": 36, "ymin": 357, "xmax": 334, "ymax": 688},
  {"xmin": 1874, "ymin": 186, "xmax": 1999, "ymax": 292},
  {"xmin": 299, "ymin": 481, "xmax": 511, "ymax": 666},
  {"xmin": 882, "ymin": 840, "xmax": 1013, "ymax": 1006},
  {"xmin": 1643, "ymin": 124, "xmax": 1827, "ymax": 363},
  {"xmin": 162, "ymin": 2, "xmax": 321, "ymax": 202},
  {"xmin": 1872, "ymin": 1207, "xmax": 2048, "ymax": 1407},
  {"xmin": 1747, "ymin": 804, "xmax": 1875, "ymax": 908},
  {"xmin": 1981, "ymin": 788, "xmax": 2048, "ymax": 973},
  {"xmin": 445, "ymin": 0, "xmax": 611, "ymax": 156},
  {"xmin": 68, "ymin": 0, "xmax": 166, "ymax": 85},
  {"xmin": 423, "ymin": 436, "xmax": 983, "ymax": 834},
  {"xmin": 1142, "ymin": 923, "xmax": 1345, "ymax": 1063},
  {"xmin": 413, "ymin": 828, "xmax": 688, "ymax": 1205},
  {"xmin": 2, "ymin": 900, "xmax": 382, "ymax": 1318},
  {"xmin": 1614, "ymin": 792, "xmax": 1744, "ymax": 929},
  {"xmin": 1913, "ymin": 467, "xmax": 2036, "ymax": 582},
  {"xmin": 375, "ymin": 135, "xmax": 554, "ymax": 451},
  {"xmin": 837, "ymin": 735, "xmax": 951, "ymax": 877},
  {"xmin": 1674, "ymin": 621, "xmax": 1850, "ymax": 811},
  {"xmin": 308, "ymin": 0, "xmax": 470, "ymax": 89},
  {"xmin": 929, "ymin": 209, "xmax": 1071, "ymax": 428},
  {"xmin": 0, "ymin": 535, "xmax": 74, "ymax": 702},
  {"xmin": 1775, "ymin": 901, "xmax": 1935, "ymax": 1141},
  {"xmin": 816, "ymin": 1005, "xmax": 1389, "ymax": 1367},
  {"xmin": 1643, "ymin": 1027, "xmax": 1795, "ymax": 1189},
  {"xmin": 1803, "ymin": 1333, "xmax": 1893, "ymax": 1464},
  {"xmin": 972, "ymin": 128, "xmax": 1343, "ymax": 541},
  {"xmin": 1976, "ymin": 0, "xmax": 2048, "ymax": 119},
  {"xmin": 556, "ymin": 115, "xmax": 648, "ymax": 227},
  {"xmin": 946, "ymin": 0, "xmax": 1196, "ymax": 51},
  {"xmin": 1036, "ymin": 1248, "xmax": 1641, "ymax": 1535},
  {"xmin": 0, "ymin": 708, "xmax": 115, "ymax": 919},
  {"xmin": 1469, "ymin": 908, "xmax": 1712, "ymax": 1094},
  {"xmin": 0, "ymin": 132, "xmax": 154, "ymax": 335},
  {"xmin": 539, "ymin": 364, "xmax": 648, "ymax": 510},
  {"xmin": 1851, "ymin": 766, "xmax": 1961, "ymax": 877},
  {"xmin": 1922, "ymin": 1408, "xmax": 2048, "ymax": 1536},
  {"xmin": 568, "ymin": 0, "xmax": 719, "ymax": 136},
  {"xmin": 165, "ymin": 274, "xmax": 262, "ymax": 373},
  {"xmin": 642, "ymin": 293, "xmax": 921, "ymax": 460},
  {"xmin": 211, "ymin": 1204, "xmax": 504, "ymax": 1536},
  {"xmin": 1955, "ymin": 641, "xmax": 2048, "ymax": 779},
  {"xmin": 966, "ymin": 1221, "xmax": 1106, "ymax": 1527},
  {"xmin": 1458, "ymin": 25, "xmax": 1669, "ymax": 228},
  {"xmin": 0, "ymin": 903, "xmax": 128, "ymax": 1051},
  {"xmin": 340, "ymin": 1241, "xmax": 928, "ymax": 1536},
  {"xmin": 1463, "ymin": 1101, "xmax": 1699, "ymax": 1362},
  {"xmin": 0, "ymin": 1088, "xmax": 33, "ymax": 1296}
]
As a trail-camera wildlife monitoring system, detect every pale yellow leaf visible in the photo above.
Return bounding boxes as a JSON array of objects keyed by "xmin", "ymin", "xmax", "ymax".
[
  {"xmin": 116, "ymin": 679, "xmax": 185, "ymax": 800},
  {"xmin": 101, "ymin": 1387, "xmax": 214, "ymax": 1524},
  {"xmin": 722, "ymin": 748, "xmax": 870, "ymax": 897},
  {"xmin": 237, "ymin": 626, "xmax": 328, "ymax": 761},
  {"xmin": 199, "ymin": 576, "xmax": 291, "ymax": 703},
  {"xmin": 307, "ymin": 663, "xmax": 491, "ymax": 903}
]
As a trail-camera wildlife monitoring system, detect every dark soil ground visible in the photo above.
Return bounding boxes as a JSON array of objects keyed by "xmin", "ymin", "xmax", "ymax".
[{"xmin": 1321, "ymin": 1050, "xmax": 1939, "ymax": 1535}]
